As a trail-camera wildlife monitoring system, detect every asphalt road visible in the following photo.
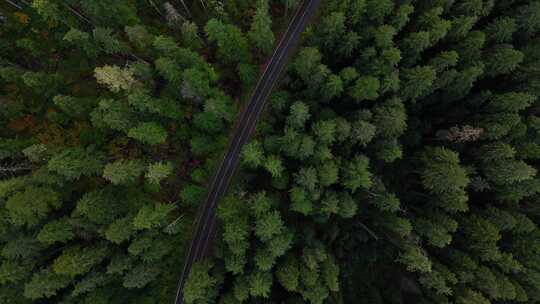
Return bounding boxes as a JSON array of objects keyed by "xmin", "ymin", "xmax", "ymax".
[{"xmin": 174, "ymin": 1, "xmax": 322, "ymax": 303}]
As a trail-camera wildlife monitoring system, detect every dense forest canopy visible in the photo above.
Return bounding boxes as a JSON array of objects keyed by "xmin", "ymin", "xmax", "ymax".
[
  {"xmin": 1, "ymin": 0, "xmax": 540, "ymax": 304},
  {"xmin": 0, "ymin": 0, "xmax": 285, "ymax": 302}
]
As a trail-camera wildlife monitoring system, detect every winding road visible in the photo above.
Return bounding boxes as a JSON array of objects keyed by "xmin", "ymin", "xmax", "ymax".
[{"xmin": 174, "ymin": 1, "xmax": 322, "ymax": 303}]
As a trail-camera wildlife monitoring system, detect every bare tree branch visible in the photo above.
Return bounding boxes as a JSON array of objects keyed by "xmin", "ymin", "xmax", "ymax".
[
  {"xmin": 177, "ymin": 0, "xmax": 192, "ymax": 18},
  {"xmin": 164, "ymin": 1, "xmax": 187, "ymax": 26},
  {"xmin": 357, "ymin": 221, "xmax": 379, "ymax": 241},
  {"xmin": 0, "ymin": 161, "xmax": 32, "ymax": 179},
  {"xmin": 61, "ymin": 1, "xmax": 93, "ymax": 27},
  {"xmin": 147, "ymin": 0, "xmax": 164, "ymax": 16},
  {"xmin": 3, "ymin": 0, "xmax": 23, "ymax": 10}
]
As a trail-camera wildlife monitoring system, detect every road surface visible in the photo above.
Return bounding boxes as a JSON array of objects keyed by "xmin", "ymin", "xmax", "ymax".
[{"xmin": 174, "ymin": 1, "xmax": 322, "ymax": 303}]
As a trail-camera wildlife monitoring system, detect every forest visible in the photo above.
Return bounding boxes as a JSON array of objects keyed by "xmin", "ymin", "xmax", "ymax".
[{"xmin": 1, "ymin": 0, "xmax": 540, "ymax": 303}]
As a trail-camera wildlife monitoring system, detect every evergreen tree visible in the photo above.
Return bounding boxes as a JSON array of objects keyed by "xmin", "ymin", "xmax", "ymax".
[
  {"xmin": 341, "ymin": 155, "xmax": 372, "ymax": 192},
  {"xmin": 47, "ymin": 148, "xmax": 103, "ymax": 180},
  {"xmin": 94, "ymin": 65, "xmax": 137, "ymax": 93},
  {"xmin": 145, "ymin": 162, "xmax": 173, "ymax": 185},
  {"xmin": 102, "ymin": 159, "xmax": 145, "ymax": 185},
  {"xmin": 183, "ymin": 261, "xmax": 220, "ymax": 304},
  {"xmin": 23, "ymin": 269, "xmax": 71, "ymax": 300},
  {"xmin": 128, "ymin": 122, "xmax": 168, "ymax": 145},
  {"xmin": 205, "ymin": 18, "xmax": 250, "ymax": 64},
  {"xmin": 37, "ymin": 218, "xmax": 74, "ymax": 245},
  {"xmin": 248, "ymin": 0, "xmax": 274, "ymax": 55}
]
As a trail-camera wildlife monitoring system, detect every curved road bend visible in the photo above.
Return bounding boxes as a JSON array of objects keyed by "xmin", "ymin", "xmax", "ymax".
[{"xmin": 175, "ymin": 1, "xmax": 322, "ymax": 303}]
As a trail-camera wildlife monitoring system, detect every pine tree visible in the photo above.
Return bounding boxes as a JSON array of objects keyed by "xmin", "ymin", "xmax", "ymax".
[
  {"xmin": 63, "ymin": 28, "xmax": 100, "ymax": 58},
  {"xmin": 483, "ymin": 159, "xmax": 536, "ymax": 186},
  {"xmin": 287, "ymin": 101, "xmax": 310, "ymax": 128},
  {"xmin": 133, "ymin": 203, "xmax": 176, "ymax": 230},
  {"xmin": 182, "ymin": 21, "xmax": 203, "ymax": 51},
  {"xmin": 52, "ymin": 245, "xmax": 108, "ymax": 276},
  {"xmin": 264, "ymin": 155, "xmax": 284, "ymax": 178},
  {"xmin": 94, "ymin": 65, "xmax": 138, "ymax": 93},
  {"xmin": 242, "ymin": 140, "xmax": 265, "ymax": 168},
  {"xmin": 295, "ymin": 167, "xmax": 318, "ymax": 192},
  {"xmin": 248, "ymin": 0, "xmax": 274, "ymax": 55},
  {"xmin": 484, "ymin": 45, "xmax": 524, "ymax": 77},
  {"xmin": 47, "ymin": 148, "xmax": 103, "ymax": 180},
  {"xmin": 420, "ymin": 147, "xmax": 470, "ymax": 213},
  {"xmin": 293, "ymin": 47, "xmax": 327, "ymax": 86},
  {"xmin": 125, "ymin": 25, "xmax": 153, "ymax": 50},
  {"xmin": 102, "ymin": 159, "xmax": 145, "ymax": 185},
  {"xmin": 93, "ymin": 27, "xmax": 129, "ymax": 55},
  {"xmin": 290, "ymin": 186, "xmax": 313, "ymax": 215},
  {"xmin": 104, "ymin": 216, "xmax": 134, "ymax": 244},
  {"xmin": 205, "ymin": 18, "xmax": 250, "ymax": 64},
  {"xmin": 5, "ymin": 187, "xmax": 61, "ymax": 227},
  {"xmin": 485, "ymin": 17, "xmax": 517, "ymax": 43},
  {"xmin": 74, "ymin": 188, "xmax": 122, "ymax": 224},
  {"xmin": 128, "ymin": 122, "xmax": 168, "ymax": 145},
  {"xmin": 349, "ymin": 76, "xmax": 380, "ymax": 102},
  {"xmin": 145, "ymin": 162, "xmax": 173, "ymax": 185},
  {"xmin": 122, "ymin": 263, "xmax": 161, "ymax": 289},
  {"xmin": 322, "ymin": 74, "xmax": 344, "ymax": 101},
  {"xmin": 23, "ymin": 269, "xmax": 71, "ymax": 300},
  {"xmin": 254, "ymin": 210, "xmax": 284, "ymax": 242},
  {"xmin": 372, "ymin": 98, "xmax": 406, "ymax": 138},
  {"xmin": 249, "ymin": 271, "xmax": 273, "ymax": 297},
  {"xmin": 400, "ymin": 66, "xmax": 437, "ymax": 101},
  {"xmin": 517, "ymin": 1, "xmax": 540, "ymax": 36},
  {"xmin": 341, "ymin": 155, "xmax": 372, "ymax": 192},
  {"xmin": 90, "ymin": 98, "xmax": 136, "ymax": 132},
  {"xmin": 183, "ymin": 261, "xmax": 220, "ymax": 304},
  {"xmin": 53, "ymin": 95, "xmax": 96, "ymax": 119},
  {"xmin": 37, "ymin": 218, "xmax": 74, "ymax": 245},
  {"xmin": 318, "ymin": 160, "xmax": 339, "ymax": 187}
]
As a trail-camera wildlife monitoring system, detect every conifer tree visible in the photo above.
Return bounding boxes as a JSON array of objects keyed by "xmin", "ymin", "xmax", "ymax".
[
  {"xmin": 102, "ymin": 159, "xmax": 145, "ymax": 185},
  {"xmin": 248, "ymin": 0, "xmax": 274, "ymax": 55}
]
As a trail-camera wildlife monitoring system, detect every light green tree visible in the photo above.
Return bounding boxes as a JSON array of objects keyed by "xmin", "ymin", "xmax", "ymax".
[
  {"xmin": 145, "ymin": 162, "xmax": 174, "ymax": 185},
  {"xmin": 103, "ymin": 159, "xmax": 145, "ymax": 185},
  {"xmin": 128, "ymin": 122, "xmax": 168, "ymax": 145}
]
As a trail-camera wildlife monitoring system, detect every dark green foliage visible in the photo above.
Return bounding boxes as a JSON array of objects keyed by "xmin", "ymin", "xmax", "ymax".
[
  {"xmin": 485, "ymin": 17, "xmax": 517, "ymax": 43},
  {"xmin": 420, "ymin": 148, "xmax": 469, "ymax": 197},
  {"xmin": 47, "ymin": 148, "xmax": 103, "ymax": 180},
  {"xmin": 400, "ymin": 66, "xmax": 437, "ymax": 101},
  {"xmin": 183, "ymin": 261, "xmax": 221, "ymax": 304},
  {"xmin": 104, "ymin": 216, "xmax": 134, "ymax": 244},
  {"xmin": 350, "ymin": 76, "xmax": 380, "ymax": 102},
  {"xmin": 3, "ymin": 1, "xmax": 540, "ymax": 303},
  {"xmin": 23, "ymin": 269, "xmax": 71, "ymax": 300},
  {"xmin": 205, "ymin": 19, "xmax": 250, "ymax": 64},
  {"xmin": 207, "ymin": 1, "xmax": 540, "ymax": 303},
  {"xmin": 37, "ymin": 218, "xmax": 74, "ymax": 245},
  {"xmin": 484, "ymin": 45, "xmax": 524, "ymax": 77},
  {"xmin": 128, "ymin": 122, "xmax": 168, "ymax": 145},
  {"xmin": 341, "ymin": 155, "xmax": 372, "ymax": 192},
  {"xmin": 122, "ymin": 264, "xmax": 161, "ymax": 289},
  {"xmin": 0, "ymin": 1, "xmax": 262, "ymax": 301},
  {"xmin": 90, "ymin": 98, "xmax": 136, "ymax": 132},
  {"xmin": 52, "ymin": 245, "xmax": 108, "ymax": 276},
  {"xmin": 248, "ymin": 0, "xmax": 275, "ymax": 55},
  {"xmin": 133, "ymin": 203, "xmax": 176, "ymax": 230},
  {"xmin": 5, "ymin": 187, "xmax": 61, "ymax": 227}
]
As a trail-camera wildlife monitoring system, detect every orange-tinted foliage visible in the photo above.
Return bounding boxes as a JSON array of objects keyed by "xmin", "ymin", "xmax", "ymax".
[
  {"xmin": 13, "ymin": 12, "xmax": 30, "ymax": 25},
  {"xmin": 35, "ymin": 120, "xmax": 65, "ymax": 146},
  {"xmin": 7, "ymin": 115, "xmax": 35, "ymax": 132}
]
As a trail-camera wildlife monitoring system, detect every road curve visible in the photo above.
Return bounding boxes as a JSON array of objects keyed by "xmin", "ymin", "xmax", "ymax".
[{"xmin": 174, "ymin": 1, "xmax": 322, "ymax": 303}]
